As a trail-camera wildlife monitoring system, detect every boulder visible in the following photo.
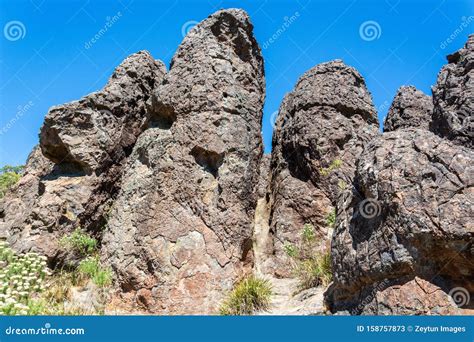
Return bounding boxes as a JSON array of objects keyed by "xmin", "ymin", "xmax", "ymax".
[
  {"xmin": 383, "ymin": 86, "xmax": 433, "ymax": 132},
  {"xmin": 327, "ymin": 128, "xmax": 473, "ymax": 313}
]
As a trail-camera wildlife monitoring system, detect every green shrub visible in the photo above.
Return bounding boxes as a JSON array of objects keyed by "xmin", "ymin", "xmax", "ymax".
[
  {"xmin": 0, "ymin": 165, "xmax": 24, "ymax": 198},
  {"xmin": 337, "ymin": 179, "xmax": 347, "ymax": 190},
  {"xmin": 284, "ymin": 224, "xmax": 333, "ymax": 291},
  {"xmin": 219, "ymin": 276, "xmax": 272, "ymax": 315},
  {"xmin": 60, "ymin": 229, "xmax": 97, "ymax": 256},
  {"xmin": 325, "ymin": 209, "xmax": 336, "ymax": 229},
  {"xmin": 319, "ymin": 159, "xmax": 342, "ymax": 177},
  {"xmin": 301, "ymin": 223, "xmax": 315, "ymax": 243},
  {"xmin": 0, "ymin": 240, "xmax": 50, "ymax": 315},
  {"xmin": 293, "ymin": 251, "xmax": 332, "ymax": 290},
  {"xmin": 0, "ymin": 240, "xmax": 110, "ymax": 315},
  {"xmin": 283, "ymin": 242, "xmax": 298, "ymax": 258},
  {"xmin": 78, "ymin": 256, "xmax": 112, "ymax": 288}
]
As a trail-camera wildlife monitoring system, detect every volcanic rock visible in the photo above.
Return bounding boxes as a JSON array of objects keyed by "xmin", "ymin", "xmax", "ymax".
[
  {"xmin": 383, "ymin": 86, "xmax": 433, "ymax": 132},
  {"xmin": 327, "ymin": 128, "xmax": 473, "ymax": 313},
  {"xmin": 101, "ymin": 9, "xmax": 265, "ymax": 314},
  {"xmin": 267, "ymin": 60, "xmax": 379, "ymax": 275},
  {"xmin": 431, "ymin": 34, "xmax": 474, "ymax": 147}
]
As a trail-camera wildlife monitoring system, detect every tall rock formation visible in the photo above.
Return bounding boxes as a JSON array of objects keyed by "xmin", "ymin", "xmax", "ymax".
[
  {"xmin": 0, "ymin": 51, "xmax": 166, "ymax": 264},
  {"xmin": 431, "ymin": 34, "xmax": 474, "ymax": 147},
  {"xmin": 327, "ymin": 35, "xmax": 474, "ymax": 314},
  {"xmin": 264, "ymin": 60, "xmax": 379, "ymax": 275},
  {"xmin": 383, "ymin": 86, "xmax": 433, "ymax": 132},
  {"xmin": 101, "ymin": 9, "xmax": 265, "ymax": 314},
  {"xmin": 1, "ymin": 8, "xmax": 471, "ymax": 316}
]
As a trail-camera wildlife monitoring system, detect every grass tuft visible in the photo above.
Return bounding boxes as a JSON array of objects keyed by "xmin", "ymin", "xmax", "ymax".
[
  {"xmin": 78, "ymin": 256, "xmax": 112, "ymax": 288},
  {"xmin": 219, "ymin": 276, "xmax": 272, "ymax": 315}
]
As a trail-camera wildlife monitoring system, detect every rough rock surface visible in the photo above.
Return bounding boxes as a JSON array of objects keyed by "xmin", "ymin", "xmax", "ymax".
[
  {"xmin": 0, "ymin": 52, "xmax": 165, "ymax": 264},
  {"xmin": 0, "ymin": 146, "xmax": 53, "ymax": 241},
  {"xmin": 431, "ymin": 34, "xmax": 474, "ymax": 147},
  {"xmin": 267, "ymin": 60, "xmax": 379, "ymax": 276},
  {"xmin": 360, "ymin": 277, "xmax": 461, "ymax": 315},
  {"xmin": 40, "ymin": 51, "xmax": 166, "ymax": 173},
  {"xmin": 326, "ymin": 128, "xmax": 473, "ymax": 313},
  {"xmin": 383, "ymin": 86, "xmax": 433, "ymax": 132},
  {"xmin": 101, "ymin": 9, "xmax": 265, "ymax": 314}
]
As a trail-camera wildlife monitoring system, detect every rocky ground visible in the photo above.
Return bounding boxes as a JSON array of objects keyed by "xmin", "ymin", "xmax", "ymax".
[{"xmin": 0, "ymin": 9, "xmax": 472, "ymax": 315}]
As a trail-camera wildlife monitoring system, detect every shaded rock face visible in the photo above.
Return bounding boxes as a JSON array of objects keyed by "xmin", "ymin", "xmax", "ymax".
[
  {"xmin": 0, "ymin": 146, "xmax": 53, "ymax": 241},
  {"xmin": 101, "ymin": 9, "xmax": 265, "ymax": 314},
  {"xmin": 383, "ymin": 86, "xmax": 433, "ymax": 132},
  {"xmin": 267, "ymin": 60, "xmax": 379, "ymax": 275},
  {"xmin": 327, "ymin": 128, "xmax": 473, "ymax": 313},
  {"xmin": 431, "ymin": 34, "xmax": 474, "ymax": 147},
  {"xmin": 0, "ymin": 52, "xmax": 165, "ymax": 264}
]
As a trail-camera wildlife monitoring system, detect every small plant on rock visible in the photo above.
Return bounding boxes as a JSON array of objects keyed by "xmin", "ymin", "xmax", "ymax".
[
  {"xmin": 219, "ymin": 275, "xmax": 272, "ymax": 315},
  {"xmin": 60, "ymin": 228, "xmax": 97, "ymax": 256},
  {"xmin": 283, "ymin": 242, "xmax": 298, "ymax": 258},
  {"xmin": 78, "ymin": 256, "xmax": 112, "ymax": 288},
  {"xmin": 325, "ymin": 209, "xmax": 336, "ymax": 229},
  {"xmin": 284, "ymin": 223, "xmax": 333, "ymax": 291},
  {"xmin": 319, "ymin": 159, "xmax": 342, "ymax": 177}
]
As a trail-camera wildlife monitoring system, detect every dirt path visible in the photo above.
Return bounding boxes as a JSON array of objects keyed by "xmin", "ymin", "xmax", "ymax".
[{"xmin": 255, "ymin": 276, "xmax": 326, "ymax": 315}]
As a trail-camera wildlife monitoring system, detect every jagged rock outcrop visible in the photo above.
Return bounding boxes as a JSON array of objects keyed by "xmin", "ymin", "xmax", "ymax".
[
  {"xmin": 326, "ymin": 128, "xmax": 473, "ymax": 314},
  {"xmin": 101, "ymin": 9, "xmax": 265, "ymax": 314},
  {"xmin": 383, "ymin": 86, "xmax": 433, "ymax": 132},
  {"xmin": 266, "ymin": 60, "xmax": 379, "ymax": 276},
  {"xmin": 2, "ymin": 9, "xmax": 471, "ymax": 317},
  {"xmin": 0, "ymin": 52, "xmax": 165, "ymax": 264},
  {"xmin": 431, "ymin": 34, "xmax": 474, "ymax": 147},
  {"xmin": 40, "ymin": 51, "xmax": 166, "ymax": 173}
]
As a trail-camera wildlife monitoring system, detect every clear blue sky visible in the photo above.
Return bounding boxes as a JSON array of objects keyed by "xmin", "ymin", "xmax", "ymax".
[{"xmin": 0, "ymin": 0, "xmax": 473, "ymax": 166}]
